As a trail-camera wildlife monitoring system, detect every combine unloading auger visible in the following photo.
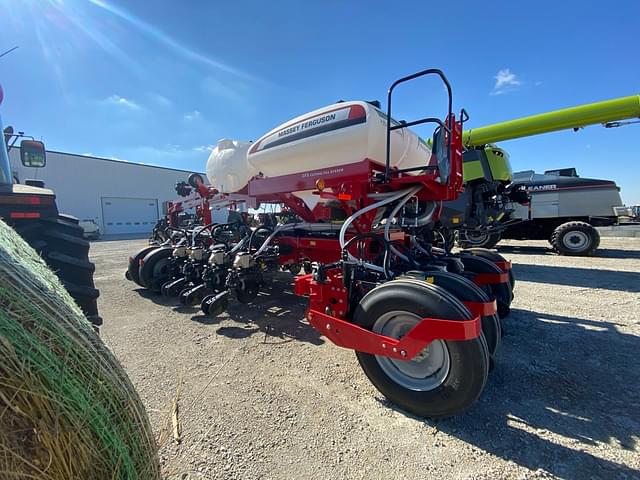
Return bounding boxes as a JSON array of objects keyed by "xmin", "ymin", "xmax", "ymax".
[{"xmin": 462, "ymin": 95, "xmax": 640, "ymax": 147}]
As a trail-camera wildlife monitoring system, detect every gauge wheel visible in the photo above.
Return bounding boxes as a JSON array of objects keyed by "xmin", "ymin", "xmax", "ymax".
[{"xmin": 353, "ymin": 279, "xmax": 489, "ymax": 419}]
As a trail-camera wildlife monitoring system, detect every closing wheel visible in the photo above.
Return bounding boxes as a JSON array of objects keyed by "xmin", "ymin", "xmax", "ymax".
[
  {"xmin": 179, "ymin": 284, "xmax": 207, "ymax": 306},
  {"xmin": 353, "ymin": 279, "xmax": 489, "ymax": 418},
  {"xmin": 235, "ymin": 276, "xmax": 259, "ymax": 303},
  {"xmin": 138, "ymin": 247, "xmax": 173, "ymax": 292},
  {"xmin": 550, "ymin": 221, "xmax": 600, "ymax": 256},
  {"xmin": 127, "ymin": 245, "xmax": 158, "ymax": 287}
]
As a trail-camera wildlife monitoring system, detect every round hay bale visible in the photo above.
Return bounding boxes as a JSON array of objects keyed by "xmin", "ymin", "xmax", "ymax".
[{"xmin": 0, "ymin": 220, "xmax": 160, "ymax": 479}]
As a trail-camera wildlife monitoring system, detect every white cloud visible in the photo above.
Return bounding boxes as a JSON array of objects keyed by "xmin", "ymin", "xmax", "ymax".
[
  {"xmin": 103, "ymin": 94, "xmax": 142, "ymax": 110},
  {"xmin": 193, "ymin": 145, "xmax": 214, "ymax": 152},
  {"xmin": 116, "ymin": 144, "xmax": 210, "ymax": 169},
  {"xmin": 183, "ymin": 110, "xmax": 202, "ymax": 122},
  {"xmin": 490, "ymin": 69, "xmax": 522, "ymax": 96},
  {"xmin": 148, "ymin": 92, "xmax": 172, "ymax": 107}
]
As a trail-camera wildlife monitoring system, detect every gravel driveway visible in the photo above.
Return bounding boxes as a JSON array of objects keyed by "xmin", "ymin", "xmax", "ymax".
[{"xmin": 92, "ymin": 238, "xmax": 640, "ymax": 480}]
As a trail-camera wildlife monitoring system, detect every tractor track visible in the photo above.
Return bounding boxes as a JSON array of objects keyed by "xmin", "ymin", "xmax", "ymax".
[{"xmin": 93, "ymin": 237, "xmax": 640, "ymax": 480}]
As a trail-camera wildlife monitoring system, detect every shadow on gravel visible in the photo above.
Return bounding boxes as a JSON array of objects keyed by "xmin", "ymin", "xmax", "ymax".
[
  {"xmin": 497, "ymin": 244, "xmax": 640, "ymax": 260},
  {"xmin": 513, "ymin": 264, "xmax": 640, "ymax": 292},
  {"xmin": 191, "ymin": 283, "xmax": 325, "ymax": 347},
  {"xmin": 595, "ymin": 248, "xmax": 640, "ymax": 260},
  {"xmin": 385, "ymin": 307, "xmax": 640, "ymax": 479},
  {"xmin": 497, "ymin": 245, "xmax": 554, "ymax": 255},
  {"xmin": 134, "ymin": 288, "xmax": 178, "ymax": 306}
]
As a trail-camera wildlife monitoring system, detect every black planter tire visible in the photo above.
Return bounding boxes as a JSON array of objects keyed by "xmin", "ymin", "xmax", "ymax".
[
  {"xmin": 138, "ymin": 247, "xmax": 174, "ymax": 292},
  {"xmin": 458, "ymin": 254, "xmax": 512, "ymax": 320},
  {"xmin": 127, "ymin": 245, "xmax": 160, "ymax": 286},
  {"xmin": 353, "ymin": 279, "xmax": 489, "ymax": 419},
  {"xmin": 407, "ymin": 272, "xmax": 501, "ymax": 367},
  {"xmin": 461, "ymin": 247, "xmax": 515, "ymax": 292},
  {"xmin": 550, "ymin": 221, "xmax": 600, "ymax": 256},
  {"xmin": 13, "ymin": 215, "xmax": 102, "ymax": 327}
]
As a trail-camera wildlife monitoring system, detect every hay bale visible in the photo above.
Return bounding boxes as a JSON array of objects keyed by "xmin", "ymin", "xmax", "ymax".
[{"xmin": 0, "ymin": 220, "xmax": 160, "ymax": 479}]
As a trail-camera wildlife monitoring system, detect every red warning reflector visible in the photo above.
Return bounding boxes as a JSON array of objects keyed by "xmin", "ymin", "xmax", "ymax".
[
  {"xmin": 348, "ymin": 104, "xmax": 366, "ymax": 120},
  {"xmin": 9, "ymin": 212, "xmax": 41, "ymax": 219},
  {"xmin": 337, "ymin": 193, "xmax": 352, "ymax": 201}
]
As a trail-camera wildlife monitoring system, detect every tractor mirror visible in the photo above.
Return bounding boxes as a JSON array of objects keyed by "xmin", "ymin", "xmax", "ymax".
[{"xmin": 20, "ymin": 139, "xmax": 46, "ymax": 168}]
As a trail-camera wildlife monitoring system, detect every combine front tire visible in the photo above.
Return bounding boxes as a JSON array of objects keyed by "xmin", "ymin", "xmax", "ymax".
[
  {"xmin": 353, "ymin": 280, "xmax": 489, "ymax": 418},
  {"xmin": 457, "ymin": 230, "xmax": 501, "ymax": 249},
  {"xmin": 550, "ymin": 221, "xmax": 600, "ymax": 256},
  {"xmin": 13, "ymin": 215, "xmax": 102, "ymax": 327}
]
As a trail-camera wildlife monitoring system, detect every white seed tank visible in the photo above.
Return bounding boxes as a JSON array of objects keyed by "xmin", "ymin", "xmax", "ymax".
[
  {"xmin": 247, "ymin": 101, "xmax": 432, "ymax": 178},
  {"xmin": 205, "ymin": 139, "xmax": 256, "ymax": 193},
  {"xmin": 205, "ymin": 102, "xmax": 433, "ymax": 194}
]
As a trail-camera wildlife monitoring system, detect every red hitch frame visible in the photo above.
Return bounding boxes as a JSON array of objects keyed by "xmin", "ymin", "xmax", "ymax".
[
  {"xmin": 295, "ymin": 273, "xmax": 488, "ymax": 360},
  {"xmin": 305, "ymin": 308, "xmax": 480, "ymax": 361}
]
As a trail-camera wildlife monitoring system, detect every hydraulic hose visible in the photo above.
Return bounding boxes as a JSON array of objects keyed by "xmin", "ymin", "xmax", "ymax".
[
  {"xmin": 383, "ymin": 185, "xmax": 423, "ymax": 263},
  {"xmin": 253, "ymin": 222, "xmax": 302, "ymax": 258},
  {"xmin": 248, "ymin": 225, "xmax": 274, "ymax": 253},
  {"xmin": 192, "ymin": 222, "xmax": 219, "ymax": 244},
  {"xmin": 339, "ymin": 187, "xmax": 417, "ymax": 273}
]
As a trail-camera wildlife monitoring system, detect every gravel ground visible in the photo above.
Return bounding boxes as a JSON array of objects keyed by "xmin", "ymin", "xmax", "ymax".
[{"xmin": 92, "ymin": 238, "xmax": 640, "ymax": 480}]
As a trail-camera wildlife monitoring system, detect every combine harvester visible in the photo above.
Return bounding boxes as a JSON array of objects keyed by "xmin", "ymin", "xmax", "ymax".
[
  {"xmin": 127, "ymin": 70, "xmax": 637, "ymax": 417},
  {"xmin": 449, "ymin": 94, "xmax": 640, "ymax": 254}
]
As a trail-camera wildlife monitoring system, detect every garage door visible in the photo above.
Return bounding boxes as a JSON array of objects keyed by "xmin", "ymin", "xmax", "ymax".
[{"xmin": 101, "ymin": 197, "xmax": 159, "ymax": 235}]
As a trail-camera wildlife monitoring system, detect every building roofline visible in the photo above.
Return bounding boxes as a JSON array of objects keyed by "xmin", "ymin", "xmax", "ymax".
[{"xmin": 45, "ymin": 149, "xmax": 205, "ymax": 175}]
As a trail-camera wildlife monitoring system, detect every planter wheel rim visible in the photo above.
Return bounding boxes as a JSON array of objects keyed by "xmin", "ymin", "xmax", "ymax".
[{"xmin": 372, "ymin": 310, "xmax": 451, "ymax": 392}]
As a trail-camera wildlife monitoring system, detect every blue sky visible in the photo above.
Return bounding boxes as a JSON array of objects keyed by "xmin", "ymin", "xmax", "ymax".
[{"xmin": 1, "ymin": 0, "xmax": 639, "ymax": 203}]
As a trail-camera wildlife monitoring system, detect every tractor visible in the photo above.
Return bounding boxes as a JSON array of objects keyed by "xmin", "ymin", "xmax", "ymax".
[{"xmin": 0, "ymin": 85, "xmax": 101, "ymax": 327}]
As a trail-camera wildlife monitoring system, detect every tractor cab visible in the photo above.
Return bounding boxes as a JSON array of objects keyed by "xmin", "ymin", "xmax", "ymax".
[{"xmin": 0, "ymin": 90, "xmax": 57, "ymax": 221}]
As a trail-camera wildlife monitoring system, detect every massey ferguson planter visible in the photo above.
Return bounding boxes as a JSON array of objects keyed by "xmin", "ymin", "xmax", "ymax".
[{"xmin": 128, "ymin": 69, "xmax": 514, "ymax": 418}]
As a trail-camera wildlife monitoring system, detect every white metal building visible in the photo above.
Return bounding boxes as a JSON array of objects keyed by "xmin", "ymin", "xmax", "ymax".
[{"xmin": 9, "ymin": 149, "xmax": 205, "ymax": 236}]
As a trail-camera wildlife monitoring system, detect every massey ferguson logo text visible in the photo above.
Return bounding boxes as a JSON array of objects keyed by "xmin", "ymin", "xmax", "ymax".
[
  {"xmin": 278, "ymin": 113, "xmax": 337, "ymax": 138},
  {"xmin": 527, "ymin": 184, "xmax": 557, "ymax": 192}
]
